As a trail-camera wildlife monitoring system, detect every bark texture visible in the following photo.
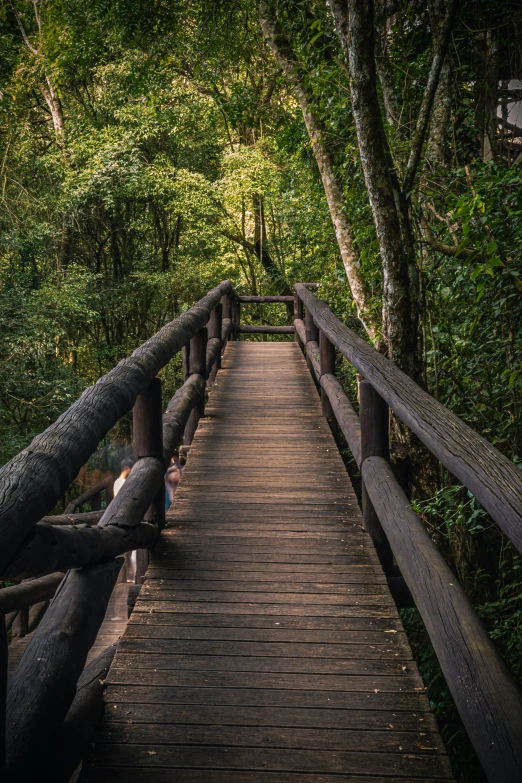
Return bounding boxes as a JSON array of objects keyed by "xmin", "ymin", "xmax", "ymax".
[
  {"xmin": 0, "ymin": 280, "xmax": 231, "ymax": 574},
  {"xmin": 328, "ymin": 0, "xmax": 418, "ymax": 377},
  {"xmin": 6, "ymin": 560, "xmax": 122, "ymax": 778},
  {"xmin": 38, "ymin": 644, "xmax": 118, "ymax": 783},
  {"xmin": 259, "ymin": 6, "xmax": 378, "ymax": 340}
]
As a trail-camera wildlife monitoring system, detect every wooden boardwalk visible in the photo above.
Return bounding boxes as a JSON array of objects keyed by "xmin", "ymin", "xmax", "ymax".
[{"xmin": 81, "ymin": 341, "xmax": 452, "ymax": 782}]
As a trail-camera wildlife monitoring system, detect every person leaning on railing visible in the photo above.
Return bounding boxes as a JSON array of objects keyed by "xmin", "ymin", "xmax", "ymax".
[{"xmin": 113, "ymin": 458, "xmax": 134, "ymax": 497}]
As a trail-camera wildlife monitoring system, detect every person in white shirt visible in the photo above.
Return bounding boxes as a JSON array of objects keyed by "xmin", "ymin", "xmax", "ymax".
[{"xmin": 113, "ymin": 458, "xmax": 134, "ymax": 496}]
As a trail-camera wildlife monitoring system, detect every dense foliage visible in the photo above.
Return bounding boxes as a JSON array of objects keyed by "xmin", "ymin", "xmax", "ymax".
[{"xmin": 1, "ymin": 1, "xmax": 521, "ymax": 779}]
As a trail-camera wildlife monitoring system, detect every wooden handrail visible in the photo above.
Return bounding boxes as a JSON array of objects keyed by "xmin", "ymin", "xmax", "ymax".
[
  {"xmin": 295, "ymin": 283, "xmax": 522, "ymax": 555},
  {"xmin": 238, "ymin": 295, "xmax": 294, "ymax": 303},
  {"xmin": 363, "ymin": 456, "xmax": 522, "ymax": 783},
  {"xmin": 6, "ymin": 560, "xmax": 122, "ymax": 776},
  {"xmin": 0, "ymin": 280, "xmax": 232, "ymax": 573},
  {"xmin": 0, "ymin": 280, "xmax": 236, "ymax": 776},
  {"xmin": 295, "ymin": 283, "xmax": 522, "ymax": 782},
  {"xmin": 238, "ymin": 325, "xmax": 294, "ymax": 334},
  {"xmin": 0, "ymin": 573, "xmax": 64, "ymax": 614}
]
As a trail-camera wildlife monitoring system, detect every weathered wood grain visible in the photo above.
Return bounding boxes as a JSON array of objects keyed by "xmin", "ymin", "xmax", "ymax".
[
  {"xmin": 319, "ymin": 372, "xmax": 361, "ymax": 465},
  {"xmin": 81, "ymin": 341, "xmax": 448, "ymax": 782},
  {"xmin": 0, "ymin": 572, "xmax": 64, "ymax": 614},
  {"xmin": 306, "ymin": 340, "xmax": 321, "ymax": 380},
  {"xmin": 42, "ymin": 510, "xmax": 104, "ymax": 526},
  {"xmin": 238, "ymin": 296, "xmax": 294, "ymax": 303},
  {"xmin": 3, "ymin": 521, "xmax": 157, "ymax": 581},
  {"xmin": 363, "ymin": 455, "xmax": 522, "ymax": 782},
  {"xmin": 238, "ymin": 325, "xmax": 294, "ymax": 334},
  {"xmin": 0, "ymin": 281, "xmax": 232, "ymax": 572},
  {"xmin": 38, "ymin": 643, "xmax": 118, "ymax": 783},
  {"xmin": 6, "ymin": 559, "xmax": 122, "ymax": 778},
  {"xmin": 162, "ymin": 374, "xmax": 205, "ymax": 465},
  {"xmin": 98, "ymin": 457, "xmax": 164, "ymax": 529},
  {"xmin": 296, "ymin": 283, "xmax": 522, "ymax": 554}
]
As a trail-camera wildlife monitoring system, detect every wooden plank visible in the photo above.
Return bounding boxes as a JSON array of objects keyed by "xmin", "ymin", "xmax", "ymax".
[
  {"xmin": 127, "ymin": 612, "xmax": 403, "ymax": 631},
  {"xmin": 81, "ymin": 772, "xmax": 449, "ymax": 783},
  {"xmin": 101, "ymin": 701, "xmax": 436, "ymax": 730},
  {"xmin": 104, "ymin": 684, "xmax": 432, "ymax": 711},
  {"xmin": 117, "ymin": 637, "xmax": 411, "ymax": 659},
  {"xmin": 83, "ymin": 744, "xmax": 453, "ymax": 778},
  {"xmin": 81, "ymin": 341, "xmax": 449, "ymax": 782},
  {"xmin": 98, "ymin": 722, "xmax": 445, "ymax": 754}
]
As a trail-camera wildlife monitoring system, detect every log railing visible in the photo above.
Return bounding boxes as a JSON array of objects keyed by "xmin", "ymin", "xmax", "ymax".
[
  {"xmin": 294, "ymin": 283, "xmax": 522, "ymax": 783},
  {"xmin": 3, "ymin": 279, "xmax": 522, "ymax": 782},
  {"xmin": 0, "ymin": 280, "xmax": 238, "ymax": 780}
]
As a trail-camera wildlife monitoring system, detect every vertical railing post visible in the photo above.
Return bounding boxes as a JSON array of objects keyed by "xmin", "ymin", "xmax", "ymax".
[
  {"xmin": 304, "ymin": 306, "xmax": 318, "ymax": 344},
  {"xmin": 234, "ymin": 298, "xmax": 241, "ymax": 340},
  {"xmin": 221, "ymin": 293, "xmax": 231, "ymax": 350},
  {"xmin": 229, "ymin": 296, "xmax": 236, "ymax": 342},
  {"xmin": 133, "ymin": 376, "xmax": 165, "ymax": 583},
  {"xmin": 207, "ymin": 304, "xmax": 223, "ymax": 387},
  {"xmin": 1, "ymin": 614, "xmax": 6, "ymax": 775},
  {"xmin": 294, "ymin": 291, "xmax": 304, "ymax": 348},
  {"xmin": 319, "ymin": 330, "xmax": 335, "ymax": 425},
  {"xmin": 304, "ymin": 307, "xmax": 319, "ymax": 375},
  {"xmin": 359, "ymin": 379, "xmax": 394, "ymax": 574},
  {"xmin": 183, "ymin": 327, "xmax": 208, "ymax": 446},
  {"xmin": 12, "ymin": 607, "xmax": 28, "ymax": 638}
]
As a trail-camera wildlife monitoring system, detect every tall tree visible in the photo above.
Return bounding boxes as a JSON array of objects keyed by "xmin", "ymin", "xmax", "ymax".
[
  {"xmin": 327, "ymin": 0, "xmax": 456, "ymax": 377},
  {"xmin": 259, "ymin": 4, "xmax": 379, "ymax": 339}
]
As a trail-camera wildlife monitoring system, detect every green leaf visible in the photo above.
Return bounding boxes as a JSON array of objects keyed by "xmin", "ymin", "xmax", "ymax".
[{"xmin": 454, "ymin": 236, "xmax": 471, "ymax": 257}]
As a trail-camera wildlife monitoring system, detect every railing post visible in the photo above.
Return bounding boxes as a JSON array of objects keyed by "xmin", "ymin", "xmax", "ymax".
[
  {"xmin": 294, "ymin": 292, "xmax": 304, "ymax": 347},
  {"xmin": 221, "ymin": 293, "xmax": 231, "ymax": 350},
  {"xmin": 183, "ymin": 327, "xmax": 208, "ymax": 446},
  {"xmin": 229, "ymin": 297, "xmax": 238, "ymax": 341},
  {"xmin": 133, "ymin": 376, "xmax": 165, "ymax": 583},
  {"xmin": 319, "ymin": 330, "xmax": 335, "ymax": 425},
  {"xmin": 304, "ymin": 307, "xmax": 319, "ymax": 375},
  {"xmin": 234, "ymin": 299, "xmax": 241, "ymax": 339},
  {"xmin": 359, "ymin": 379, "xmax": 394, "ymax": 575},
  {"xmin": 12, "ymin": 607, "xmax": 28, "ymax": 638},
  {"xmin": 207, "ymin": 303, "xmax": 223, "ymax": 386}
]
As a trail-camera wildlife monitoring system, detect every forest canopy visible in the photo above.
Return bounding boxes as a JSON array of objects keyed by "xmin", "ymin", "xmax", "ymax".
[{"xmin": 1, "ymin": 1, "xmax": 522, "ymax": 779}]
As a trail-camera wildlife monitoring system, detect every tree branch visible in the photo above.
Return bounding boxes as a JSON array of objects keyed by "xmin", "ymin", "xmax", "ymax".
[
  {"xmin": 9, "ymin": 0, "xmax": 38, "ymax": 54},
  {"xmin": 402, "ymin": 0, "xmax": 458, "ymax": 196}
]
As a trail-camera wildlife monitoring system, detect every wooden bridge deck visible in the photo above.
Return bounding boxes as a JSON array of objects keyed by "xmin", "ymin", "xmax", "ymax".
[{"xmin": 81, "ymin": 341, "xmax": 452, "ymax": 782}]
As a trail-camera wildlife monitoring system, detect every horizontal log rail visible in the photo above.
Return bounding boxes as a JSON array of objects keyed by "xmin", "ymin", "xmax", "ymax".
[
  {"xmin": 4, "ymin": 278, "xmax": 520, "ymax": 782},
  {"xmin": 238, "ymin": 324, "xmax": 294, "ymax": 334},
  {"xmin": 294, "ymin": 283, "xmax": 522, "ymax": 783},
  {"xmin": 238, "ymin": 295, "xmax": 294, "ymax": 303},
  {"xmin": 41, "ymin": 510, "xmax": 104, "ymax": 526},
  {"xmin": 0, "ymin": 573, "xmax": 64, "ymax": 614},
  {"xmin": 6, "ymin": 560, "xmax": 122, "ymax": 776},
  {"xmin": 0, "ymin": 281, "xmax": 240, "ymax": 778},
  {"xmin": 363, "ymin": 456, "xmax": 522, "ymax": 783},
  {"xmin": 0, "ymin": 280, "xmax": 233, "ymax": 572},
  {"xmin": 295, "ymin": 284, "xmax": 522, "ymax": 555}
]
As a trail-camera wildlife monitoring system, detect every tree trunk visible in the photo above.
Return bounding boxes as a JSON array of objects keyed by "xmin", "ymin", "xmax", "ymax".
[
  {"xmin": 39, "ymin": 78, "xmax": 66, "ymax": 161},
  {"xmin": 259, "ymin": 7, "xmax": 378, "ymax": 341},
  {"xmin": 328, "ymin": 0, "xmax": 418, "ymax": 377},
  {"xmin": 426, "ymin": 0, "xmax": 453, "ymax": 166}
]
